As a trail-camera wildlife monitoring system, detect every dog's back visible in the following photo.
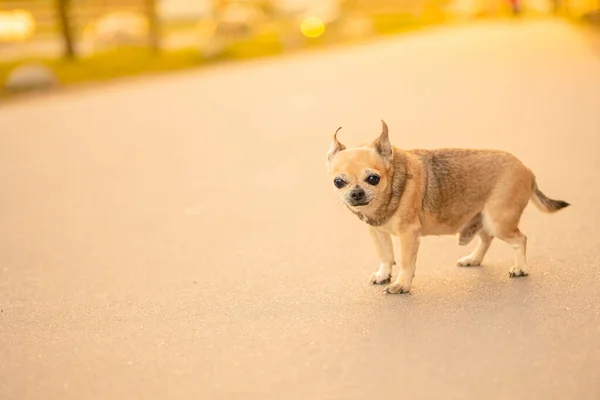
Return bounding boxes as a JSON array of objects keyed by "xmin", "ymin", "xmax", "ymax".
[{"xmin": 406, "ymin": 148, "xmax": 531, "ymax": 231}]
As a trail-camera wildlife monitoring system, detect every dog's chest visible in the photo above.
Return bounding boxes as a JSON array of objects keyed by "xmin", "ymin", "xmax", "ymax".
[{"xmin": 374, "ymin": 215, "xmax": 401, "ymax": 236}]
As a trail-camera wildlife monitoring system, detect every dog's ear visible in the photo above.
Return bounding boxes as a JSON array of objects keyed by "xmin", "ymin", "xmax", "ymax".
[
  {"xmin": 327, "ymin": 127, "xmax": 346, "ymax": 162},
  {"xmin": 371, "ymin": 120, "xmax": 393, "ymax": 163}
]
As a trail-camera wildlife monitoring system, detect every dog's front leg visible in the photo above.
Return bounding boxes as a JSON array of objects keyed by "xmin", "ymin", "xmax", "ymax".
[
  {"xmin": 383, "ymin": 228, "xmax": 420, "ymax": 294},
  {"xmin": 368, "ymin": 226, "xmax": 394, "ymax": 284}
]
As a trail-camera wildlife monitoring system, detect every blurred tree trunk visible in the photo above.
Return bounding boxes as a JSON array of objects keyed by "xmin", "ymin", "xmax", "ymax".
[
  {"xmin": 56, "ymin": 0, "xmax": 76, "ymax": 59},
  {"xmin": 145, "ymin": 0, "xmax": 161, "ymax": 53}
]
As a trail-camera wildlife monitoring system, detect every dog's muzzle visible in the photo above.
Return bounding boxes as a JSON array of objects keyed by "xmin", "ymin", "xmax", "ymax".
[{"xmin": 347, "ymin": 188, "xmax": 369, "ymax": 207}]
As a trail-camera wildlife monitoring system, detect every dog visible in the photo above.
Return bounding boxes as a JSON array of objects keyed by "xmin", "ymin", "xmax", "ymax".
[{"xmin": 326, "ymin": 120, "xmax": 569, "ymax": 294}]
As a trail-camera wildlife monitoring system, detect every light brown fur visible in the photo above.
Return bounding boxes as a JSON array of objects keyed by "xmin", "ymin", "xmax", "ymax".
[{"xmin": 326, "ymin": 121, "xmax": 570, "ymax": 294}]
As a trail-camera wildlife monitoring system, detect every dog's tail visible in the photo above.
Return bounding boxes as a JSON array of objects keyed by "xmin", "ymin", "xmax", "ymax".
[{"xmin": 530, "ymin": 181, "xmax": 570, "ymax": 213}]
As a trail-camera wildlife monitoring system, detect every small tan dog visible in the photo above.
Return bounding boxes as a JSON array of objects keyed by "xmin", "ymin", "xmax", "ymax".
[{"xmin": 326, "ymin": 120, "xmax": 569, "ymax": 294}]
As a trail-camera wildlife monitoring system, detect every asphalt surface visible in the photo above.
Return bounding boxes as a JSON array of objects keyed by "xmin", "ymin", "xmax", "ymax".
[{"xmin": 1, "ymin": 18, "xmax": 599, "ymax": 400}]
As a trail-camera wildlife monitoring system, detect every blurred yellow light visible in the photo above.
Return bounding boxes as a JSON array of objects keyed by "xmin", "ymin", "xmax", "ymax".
[
  {"xmin": 0, "ymin": 10, "xmax": 35, "ymax": 41},
  {"xmin": 300, "ymin": 17, "xmax": 325, "ymax": 38}
]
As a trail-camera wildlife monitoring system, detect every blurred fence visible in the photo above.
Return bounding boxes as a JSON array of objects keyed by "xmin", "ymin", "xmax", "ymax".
[
  {"xmin": 0, "ymin": 0, "xmax": 551, "ymax": 63},
  {"xmin": 0, "ymin": 0, "xmax": 597, "ymax": 94},
  {"xmin": 2, "ymin": 0, "xmax": 598, "ymax": 62}
]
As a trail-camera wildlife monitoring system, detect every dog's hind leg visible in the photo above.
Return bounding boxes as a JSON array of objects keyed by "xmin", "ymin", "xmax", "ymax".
[
  {"xmin": 496, "ymin": 228, "xmax": 528, "ymax": 277},
  {"xmin": 457, "ymin": 230, "xmax": 494, "ymax": 267},
  {"xmin": 484, "ymin": 204, "xmax": 529, "ymax": 277},
  {"xmin": 483, "ymin": 177, "xmax": 531, "ymax": 277}
]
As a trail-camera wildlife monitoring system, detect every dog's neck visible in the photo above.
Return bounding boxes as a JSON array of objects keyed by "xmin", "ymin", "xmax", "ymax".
[{"xmin": 347, "ymin": 153, "xmax": 408, "ymax": 227}]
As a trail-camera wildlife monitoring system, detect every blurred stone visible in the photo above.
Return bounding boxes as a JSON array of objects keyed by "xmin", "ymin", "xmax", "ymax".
[{"xmin": 4, "ymin": 62, "xmax": 58, "ymax": 92}]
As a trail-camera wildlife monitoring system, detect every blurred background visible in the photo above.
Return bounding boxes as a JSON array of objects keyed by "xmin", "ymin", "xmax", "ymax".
[{"xmin": 1, "ymin": 0, "xmax": 599, "ymax": 97}]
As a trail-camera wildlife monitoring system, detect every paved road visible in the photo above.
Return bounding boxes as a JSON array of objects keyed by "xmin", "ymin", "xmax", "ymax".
[{"xmin": 1, "ymin": 18, "xmax": 599, "ymax": 400}]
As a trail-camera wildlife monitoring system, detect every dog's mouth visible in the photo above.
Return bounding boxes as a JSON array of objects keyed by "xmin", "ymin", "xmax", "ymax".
[{"xmin": 349, "ymin": 200, "xmax": 370, "ymax": 207}]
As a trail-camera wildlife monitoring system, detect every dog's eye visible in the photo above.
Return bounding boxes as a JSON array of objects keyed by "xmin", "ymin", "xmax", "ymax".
[
  {"xmin": 366, "ymin": 175, "xmax": 380, "ymax": 186},
  {"xmin": 333, "ymin": 178, "xmax": 346, "ymax": 189}
]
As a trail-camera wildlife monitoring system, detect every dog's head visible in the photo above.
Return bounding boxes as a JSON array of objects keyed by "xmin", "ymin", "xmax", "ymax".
[{"xmin": 326, "ymin": 120, "xmax": 394, "ymax": 210}]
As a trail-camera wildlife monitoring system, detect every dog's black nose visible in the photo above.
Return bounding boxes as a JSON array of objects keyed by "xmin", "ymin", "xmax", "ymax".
[{"xmin": 350, "ymin": 188, "xmax": 365, "ymax": 201}]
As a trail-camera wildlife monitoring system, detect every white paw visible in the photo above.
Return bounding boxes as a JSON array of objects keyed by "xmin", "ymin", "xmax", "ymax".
[
  {"xmin": 457, "ymin": 255, "xmax": 482, "ymax": 267},
  {"xmin": 509, "ymin": 266, "xmax": 529, "ymax": 278},
  {"xmin": 381, "ymin": 279, "xmax": 411, "ymax": 294},
  {"xmin": 369, "ymin": 271, "xmax": 391, "ymax": 285}
]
